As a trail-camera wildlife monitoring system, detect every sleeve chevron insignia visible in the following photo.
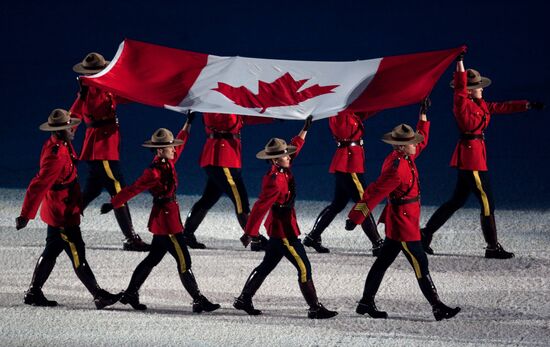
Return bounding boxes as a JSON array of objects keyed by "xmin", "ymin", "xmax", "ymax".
[{"xmin": 354, "ymin": 203, "xmax": 370, "ymax": 217}]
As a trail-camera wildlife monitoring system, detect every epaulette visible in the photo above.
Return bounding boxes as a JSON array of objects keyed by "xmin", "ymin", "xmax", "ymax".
[{"xmin": 51, "ymin": 144, "xmax": 60, "ymax": 155}]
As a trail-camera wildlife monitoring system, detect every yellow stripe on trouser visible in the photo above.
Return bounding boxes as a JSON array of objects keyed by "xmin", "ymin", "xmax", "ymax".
[
  {"xmin": 223, "ymin": 167, "xmax": 242, "ymax": 214},
  {"xmin": 472, "ymin": 171, "xmax": 490, "ymax": 217},
  {"xmin": 60, "ymin": 230, "xmax": 80, "ymax": 268},
  {"xmin": 282, "ymin": 238, "xmax": 307, "ymax": 283},
  {"xmin": 169, "ymin": 235, "xmax": 187, "ymax": 273},
  {"xmin": 102, "ymin": 160, "xmax": 122, "ymax": 193},
  {"xmin": 351, "ymin": 173, "xmax": 365, "ymax": 198},
  {"xmin": 401, "ymin": 242, "xmax": 422, "ymax": 279}
]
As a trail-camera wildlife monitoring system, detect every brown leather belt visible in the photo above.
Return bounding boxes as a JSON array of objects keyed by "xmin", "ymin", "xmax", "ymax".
[{"xmin": 389, "ymin": 195, "xmax": 420, "ymax": 205}]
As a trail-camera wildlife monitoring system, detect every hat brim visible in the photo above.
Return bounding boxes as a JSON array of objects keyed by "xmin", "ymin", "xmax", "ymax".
[
  {"xmin": 381, "ymin": 132, "xmax": 424, "ymax": 145},
  {"xmin": 256, "ymin": 146, "xmax": 297, "ymax": 159},
  {"xmin": 72, "ymin": 61, "xmax": 110, "ymax": 75},
  {"xmin": 449, "ymin": 77, "xmax": 492, "ymax": 89},
  {"xmin": 39, "ymin": 118, "xmax": 81, "ymax": 131},
  {"xmin": 142, "ymin": 139, "xmax": 185, "ymax": 148}
]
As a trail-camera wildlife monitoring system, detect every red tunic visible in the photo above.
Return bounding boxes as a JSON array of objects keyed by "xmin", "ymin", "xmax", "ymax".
[
  {"xmin": 20, "ymin": 136, "xmax": 81, "ymax": 227},
  {"xmin": 450, "ymin": 71, "xmax": 528, "ymax": 171},
  {"xmin": 111, "ymin": 129, "xmax": 189, "ymax": 235},
  {"xmin": 244, "ymin": 136, "xmax": 305, "ymax": 239},
  {"xmin": 70, "ymin": 85, "xmax": 128, "ymax": 161},
  {"xmin": 348, "ymin": 120, "xmax": 430, "ymax": 241},
  {"xmin": 328, "ymin": 111, "xmax": 366, "ymax": 173},
  {"xmin": 199, "ymin": 113, "xmax": 272, "ymax": 168}
]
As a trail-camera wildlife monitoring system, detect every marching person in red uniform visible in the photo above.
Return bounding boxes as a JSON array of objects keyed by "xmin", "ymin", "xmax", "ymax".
[
  {"xmin": 16, "ymin": 109, "xmax": 121, "ymax": 309},
  {"xmin": 421, "ymin": 52, "xmax": 545, "ymax": 258},
  {"xmin": 346, "ymin": 101, "xmax": 461, "ymax": 321},
  {"xmin": 100, "ymin": 114, "xmax": 220, "ymax": 313},
  {"xmin": 70, "ymin": 52, "xmax": 149, "ymax": 252},
  {"xmin": 182, "ymin": 112, "xmax": 269, "ymax": 250},
  {"xmin": 304, "ymin": 111, "xmax": 383, "ymax": 255},
  {"xmin": 233, "ymin": 116, "xmax": 338, "ymax": 319}
]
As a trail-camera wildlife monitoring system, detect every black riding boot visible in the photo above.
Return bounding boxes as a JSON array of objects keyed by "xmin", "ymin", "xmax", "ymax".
[
  {"xmin": 114, "ymin": 204, "xmax": 150, "ymax": 252},
  {"xmin": 183, "ymin": 204, "xmax": 208, "ymax": 249},
  {"xmin": 418, "ymin": 274, "xmax": 461, "ymax": 321},
  {"xmin": 234, "ymin": 270, "xmax": 266, "ymax": 315},
  {"xmin": 298, "ymin": 279, "xmax": 338, "ymax": 319},
  {"xmin": 422, "ymin": 204, "xmax": 457, "ymax": 254},
  {"xmin": 304, "ymin": 206, "xmax": 335, "ymax": 253},
  {"xmin": 356, "ymin": 296, "xmax": 388, "ymax": 318},
  {"xmin": 120, "ymin": 260, "xmax": 155, "ymax": 310},
  {"xmin": 24, "ymin": 256, "xmax": 58, "ymax": 307},
  {"xmin": 75, "ymin": 261, "xmax": 121, "ymax": 309},
  {"xmin": 180, "ymin": 269, "xmax": 220, "ymax": 313},
  {"xmin": 421, "ymin": 228, "xmax": 434, "ymax": 255},
  {"xmin": 361, "ymin": 214, "xmax": 383, "ymax": 256},
  {"xmin": 481, "ymin": 214, "xmax": 514, "ymax": 259},
  {"xmin": 237, "ymin": 212, "xmax": 249, "ymax": 230}
]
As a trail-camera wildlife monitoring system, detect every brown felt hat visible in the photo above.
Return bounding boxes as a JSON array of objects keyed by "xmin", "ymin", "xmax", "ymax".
[
  {"xmin": 39, "ymin": 108, "xmax": 81, "ymax": 131},
  {"xmin": 142, "ymin": 128, "xmax": 184, "ymax": 148},
  {"xmin": 450, "ymin": 69, "xmax": 492, "ymax": 89},
  {"xmin": 73, "ymin": 52, "xmax": 110, "ymax": 74},
  {"xmin": 382, "ymin": 123, "xmax": 424, "ymax": 145},
  {"xmin": 256, "ymin": 138, "xmax": 297, "ymax": 159}
]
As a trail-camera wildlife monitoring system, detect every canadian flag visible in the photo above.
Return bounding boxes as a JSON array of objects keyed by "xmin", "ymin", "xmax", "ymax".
[{"xmin": 83, "ymin": 39, "xmax": 464, "ymax": 120}]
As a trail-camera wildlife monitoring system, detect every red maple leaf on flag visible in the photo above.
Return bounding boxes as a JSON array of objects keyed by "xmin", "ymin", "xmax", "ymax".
[{"xmin": 212, "ymin": 72, "xmax": 339, "ymax": 113}]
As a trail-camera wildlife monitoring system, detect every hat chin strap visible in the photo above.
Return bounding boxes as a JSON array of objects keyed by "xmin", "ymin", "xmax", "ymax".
[{"xmin": 53, "ymin": 129, "xmax": 71, "ymax": 142}]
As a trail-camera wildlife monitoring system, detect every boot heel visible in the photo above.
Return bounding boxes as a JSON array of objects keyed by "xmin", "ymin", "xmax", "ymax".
[
  {"xmin": 193, "ymin": 295, "xmax": 220, "ymax": 313},
  {"xmin": 120, "ymin": 291, "xmax": 147, "ymax": 310},
  {"xmin": 233, "ymin": 297, "xmax": 262, "ymax": 315},
  {"xmin": 433, "ymin": 303, "xmax": 461, "ymax": 321},
  {"xmin": 356, "ymin": 300, "xmax": 388, "ymax": 319},
  {"xmin": 308, "ymin": 303, "xmax": 338, "ymax": 319}
]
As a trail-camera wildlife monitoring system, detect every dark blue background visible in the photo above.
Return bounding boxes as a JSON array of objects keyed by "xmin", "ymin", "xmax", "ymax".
[{"xmin": 1, "ymin": 1, "xmax": 548, "ymax": 209}]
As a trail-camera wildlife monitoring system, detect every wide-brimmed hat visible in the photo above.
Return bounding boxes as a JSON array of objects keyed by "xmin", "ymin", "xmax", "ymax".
[
  {"xmin": 39, "ymin": 108, "xmax": 81, "ymax": 131},
  {"xmin": 73, "ymin": 52, "xmax": 110, "ymax": 74},
  {"xmin": 142, "ymin": 128, "xmax": 185, "ymax": 148},
  {"xmin": 450, "ymin": 69, "xmax": 492, "ymax": 89},
  {"xmin": 382, "ymin": 124, "xmax": 424, "ymax": 145},
  {"xmin": 256, "ymin": 138, "xmax": 297, "ymax": 159}
]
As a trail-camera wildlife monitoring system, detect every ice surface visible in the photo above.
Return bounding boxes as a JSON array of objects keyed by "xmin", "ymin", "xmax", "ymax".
[{"xmin": 0, "ymin": 188, "xmax": 548, "ymax": 346}]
